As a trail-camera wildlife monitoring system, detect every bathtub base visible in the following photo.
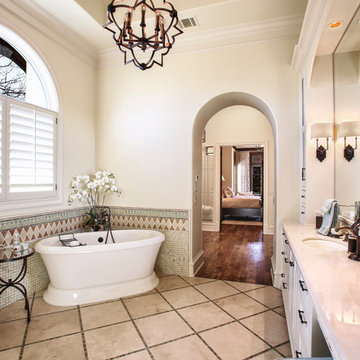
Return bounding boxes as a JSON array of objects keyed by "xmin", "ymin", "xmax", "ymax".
[{"xmin": 43, "ymin": 271, "xmax": 159, "ymax": 306}]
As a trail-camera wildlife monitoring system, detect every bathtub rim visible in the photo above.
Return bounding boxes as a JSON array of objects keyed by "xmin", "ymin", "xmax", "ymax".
[{"xmin": 35, "ymin": 229, "xmax": 165, "ymax": 255}]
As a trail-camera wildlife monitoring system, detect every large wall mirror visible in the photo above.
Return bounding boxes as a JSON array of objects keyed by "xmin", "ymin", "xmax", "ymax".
[{"xmin": 334, "ymin": 6, "xmax": 360, "ymax": 214}]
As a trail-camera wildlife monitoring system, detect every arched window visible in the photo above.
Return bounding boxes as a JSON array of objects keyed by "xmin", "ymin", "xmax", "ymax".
[{"xmin": 0, "ymin": 25, "xmax": 59, "ymax": 208}]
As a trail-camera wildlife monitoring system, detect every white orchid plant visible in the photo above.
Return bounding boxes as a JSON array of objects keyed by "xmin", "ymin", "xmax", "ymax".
[{"xmin": 68, "ymin": 170, "xmax": 121, "ymax": 229}]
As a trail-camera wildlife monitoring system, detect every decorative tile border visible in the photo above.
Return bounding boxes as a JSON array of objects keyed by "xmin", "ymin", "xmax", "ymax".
[{"xmin": 0, "ymin": 206, "xmax": 190, "ymax": 309}]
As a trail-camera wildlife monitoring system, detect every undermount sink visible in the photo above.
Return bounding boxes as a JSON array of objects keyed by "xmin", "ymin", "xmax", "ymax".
[{"xmin": 301, "ymin": 238, "xmax": 347, "ymax": 251}]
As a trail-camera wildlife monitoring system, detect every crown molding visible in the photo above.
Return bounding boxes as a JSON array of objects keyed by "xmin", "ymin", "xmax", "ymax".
[
  {"xmin": 98, "ymin": 14, "xmax": 304, "ymax": 68},
  {"xmin": 291, "ymin": 0, "xmax": 335, "ymax": 80},
  {"xmin": 0, "ymin": 0, "xmax": 97, "ymax": 68}
]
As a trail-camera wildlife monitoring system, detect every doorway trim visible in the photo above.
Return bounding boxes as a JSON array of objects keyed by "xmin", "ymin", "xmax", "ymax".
[{"xmin": 191, "ymin": 92, "xmax": 278, "ymax": 279}]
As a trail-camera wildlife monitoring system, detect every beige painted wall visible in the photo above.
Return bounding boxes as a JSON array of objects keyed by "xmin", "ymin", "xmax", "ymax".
[
  {"xmin": 204, "ymin": 106, "xmax": 275, "ymax": 234},
  {"xmin": 305, "ymin": 55, "xmax": 335, "ymax": 224},
  {"xmin": 221, "ymin": 147, "xmax": 234, "ymax": 190},
  {"xmin": 0, "ymin": 7, "xmax": 97, "ymax": 215},
  {"xmin": 97, "ymin": 37, "xmax": 301, "ymax": 273}
]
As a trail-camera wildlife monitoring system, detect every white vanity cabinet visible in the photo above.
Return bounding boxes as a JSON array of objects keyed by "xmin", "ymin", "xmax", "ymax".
[{"xmin": 281, "ymin": 231, "xmax": 330, "ymax": 358}]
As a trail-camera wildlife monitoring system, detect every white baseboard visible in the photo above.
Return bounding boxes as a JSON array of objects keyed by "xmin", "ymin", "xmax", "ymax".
[
  {"xmin": 202, "ymin": 221, "xmax": 219, "ymax": 232},
  {"xmin": 271, "ymin": 254, "xmax": 282, "ymax": 289},
  {"xmin": 189, "ymin": 250, "xmax": 204, "ymax": 277},
  {"xmin": 264, "ymin": 224, "xmax": 274, "ymax": 235}
]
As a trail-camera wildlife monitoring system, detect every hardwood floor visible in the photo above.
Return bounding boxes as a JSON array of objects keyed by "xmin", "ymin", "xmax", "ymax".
[{"xmin": 197, "ymin": 224, "xmax": 273, "ymax": 285}]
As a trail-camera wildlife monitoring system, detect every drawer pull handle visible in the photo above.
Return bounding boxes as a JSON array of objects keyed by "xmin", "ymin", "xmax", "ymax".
[
  {"xmin": 281, "ymin": 251, "xmax": 285, "ymax": 255},
  {"xmin": 284, "ymin": 258, "xmax": 289, "ymax": 263},
  {"xmin": 298, "ymin": 310, "xmax": 307, "ymax": 324},
  {"xmin": 290, "ymin": 261, "xmax": 294, "ymax": 267},
  {"xmin": 281, "ymin": 273, "xmax": 285, "ymax": 278},
  {"xmin": 299, "ymin": 280, "xmax": 308, "ymax": 292},
  {"xmin": 285, "ymin": 239, "xmax": 289, "ymax": 244},
  {"xmin": 282, "ymin": 282, "xmax": 287, "ymax": 289},
  {"xmin": 295, "ymin": 350, "xmax": 302, "ymax": 358}
]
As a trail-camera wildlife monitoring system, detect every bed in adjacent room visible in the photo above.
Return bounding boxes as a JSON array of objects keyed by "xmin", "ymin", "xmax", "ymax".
[{"xmin": 222, "ymin": 187, "xmax": 262, "ymax": 221}]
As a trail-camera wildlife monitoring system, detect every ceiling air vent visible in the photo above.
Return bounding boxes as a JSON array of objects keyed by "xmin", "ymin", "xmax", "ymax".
[{"xmin": 178, "ymin": 17, "xmax": 198, "ymax": 29}]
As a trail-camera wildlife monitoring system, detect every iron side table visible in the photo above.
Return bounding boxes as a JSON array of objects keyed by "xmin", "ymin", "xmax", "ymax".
[{"xmin": 0, "ymin": 248, "xmax": 35, "ymax": 322}]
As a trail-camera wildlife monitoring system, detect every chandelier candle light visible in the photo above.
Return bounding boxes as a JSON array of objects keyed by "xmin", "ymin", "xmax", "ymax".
[{"xmin": 104, "ymin": 0, "xmax": 183, "ymax": 70}]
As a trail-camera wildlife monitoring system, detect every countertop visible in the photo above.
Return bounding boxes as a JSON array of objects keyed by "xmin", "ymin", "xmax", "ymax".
[{"xmin": 282, "ymin": 221, "xmax": 360, "ymax": 360}]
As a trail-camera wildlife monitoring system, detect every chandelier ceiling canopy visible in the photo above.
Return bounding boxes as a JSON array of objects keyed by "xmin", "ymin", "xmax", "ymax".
[{"xmin": 104, "ymin": 0, "xmax": 183, "ymax": 70}]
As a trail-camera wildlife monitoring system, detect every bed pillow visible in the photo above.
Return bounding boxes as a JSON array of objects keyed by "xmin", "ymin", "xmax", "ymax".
[
  {"xmin": 224, "ymin": 187, "xmax": 234, "ymax": 198},
  {"xmin": 237, "ymin": 191, "xmax": 253, "ymax": 196}
]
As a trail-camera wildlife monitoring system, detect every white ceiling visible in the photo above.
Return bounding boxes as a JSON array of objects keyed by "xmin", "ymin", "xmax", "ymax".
[{"xmin": 31, "ymin": 0, "xmax": 308, "ymax": 52}]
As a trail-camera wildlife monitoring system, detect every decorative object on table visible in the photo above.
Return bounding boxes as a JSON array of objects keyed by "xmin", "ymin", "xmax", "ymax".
[
  {"xmin": 68, "ymin": 170, "xmax": 121, "ymax": 231},
  {"xmin": 104, "ymin": 0, "xmax": 183, "ymax": 70},
  {"xmin": 13, "ymin": 231, "xmax": 21, "ymax": 253}
]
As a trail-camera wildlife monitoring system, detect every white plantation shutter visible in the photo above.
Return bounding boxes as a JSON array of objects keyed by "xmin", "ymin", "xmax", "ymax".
[{"xmin": 8, "ymin": 102, "xmax": 56, "ymax": 195}]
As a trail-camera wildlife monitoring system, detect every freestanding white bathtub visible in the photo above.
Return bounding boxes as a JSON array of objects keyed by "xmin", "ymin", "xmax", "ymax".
[{"xmin": 35, "ymin": 230, "xmax": 164, "ymax": 306}]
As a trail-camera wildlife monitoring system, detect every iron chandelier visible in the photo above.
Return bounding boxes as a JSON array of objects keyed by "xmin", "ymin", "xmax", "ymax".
[{"xmin": 104, "ymin": 0, "xmax": 183, "ymax": 70}]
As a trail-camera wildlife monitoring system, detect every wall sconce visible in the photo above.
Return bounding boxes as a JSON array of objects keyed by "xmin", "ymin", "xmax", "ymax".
[
  {"xmin": 311, "ymin": 123, "xmax": 333, "ymax": 162},
  {"xmin": 338, "ymin": 121, "xmax": 360, "ymax": 161}
]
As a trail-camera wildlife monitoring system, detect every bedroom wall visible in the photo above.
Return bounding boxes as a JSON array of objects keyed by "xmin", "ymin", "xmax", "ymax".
[
  {"xmin": 221, "ymin": 147, "xmax": 234, "ymax": 190},
  {"xmin": 203, "ymin": 106, "xmax": 275, "ymax": 234}
]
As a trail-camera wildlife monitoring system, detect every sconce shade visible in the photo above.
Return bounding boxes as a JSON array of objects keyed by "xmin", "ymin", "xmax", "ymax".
[
  {"xmin": 311, "ymin": 123, "xmax": 333, "ymax": 139},
  {"xmin": 338, "ymin": 121, "xmax": 360, "ymax": 138}
]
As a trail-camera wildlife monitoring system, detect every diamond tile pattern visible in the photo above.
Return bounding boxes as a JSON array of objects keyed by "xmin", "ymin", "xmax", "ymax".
[
  {"xmin": 0, "ymin": 207, "xmax": 190, "ymax": 309},
  {"xmin": 0, "ymin": 275, "xmax": 290, "ymax": 360}
]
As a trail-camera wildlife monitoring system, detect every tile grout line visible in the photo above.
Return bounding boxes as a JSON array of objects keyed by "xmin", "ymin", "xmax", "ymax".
[
  {"xmin": 18, "ymin": 292, "xmax": 35, "ymax": 360},
  {"xmin": 77, "ymin": 305, "xmax": 89, "ymax": 360},
  {"xmin": 119, "ymin": 297, "xmax": 155, "ymax": 360},
  {"xmin": 154, "ymin": 287, "xmax": 223, "ymax": 360},
  {"xmin": 179, "ymin": 277, "xmax": 288, "ymax": 356}
]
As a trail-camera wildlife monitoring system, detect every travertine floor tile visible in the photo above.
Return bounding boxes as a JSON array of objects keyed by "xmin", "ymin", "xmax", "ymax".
[
  {"xmin": 156, "ymin": 275, "xmax": 189, "ymax": 292},
  {"xmin": 225, "ymin": 281, "xmax": 266, "ymax": 292},
  {"xmin": 0, "ymin": 347, "xmax": 21, "ymax": 359},
  {"xmin": 122, "ymin": 289, "xmax": 157, "ymax": 300},
  {"xmin": 31, "ymin": 297, "xmax": 75, "ymax": 316},
  {"xmin": 123, "ymin": 293, "xmax": 171, "ymax": 319},
  {"xmin": 0, "ymin": 320, "xmax": 26, "ymax": 351},
  {"xmin": 0, "ymin": 300, "xmax": 27, "ymax": 323},
  {"xmin": 80, "ymin": 300, "xmax": 129, "ymax": 330},
  {"xmin": 181, "ymin": 276, "xmax": 215, "ymax": 286},
  {"xmin": 178, "ymin": 302, "xmax": 232, "ymax": 332},
  {"xmin": 120, "ymin": 350, "xmax": 152, "ymax": 360},
  {"xmin": 195, "ymin": 281, "xmax": 239, "ymax": 300},
  {"xmin": 22, "ymin": 333, "xmax": 85, "ymax": 360},
  {"xmin": 161, "ymin": 287, "xmax": 207, "ymax": 309},
  {"xmin": 151, "ymin": 335, "xmax": 218, "ymax": 360},
  {"xmin": 273, "ymin": 306, "xmax": 286, "ymax": 317},
  {"xmin": 200, "ymin": 322, "xmax": 269, "ymax": 359},
  {"xmin": 85, "ymin": 321, "xmax": 144, "ymax": 360},
  {"xmin": 246, "ymin": 286, "xmax": 283, "ymax": 308},
  {"xmin": 250, "ymin": 349, "xmax": 285, "ymax": 360},
  {"xmin": 275, "ymin": 342, "xmax": 292, "ymax": 357},
  {"xmin": 215, "ymin": 294, "xmax": 267, "ymax": 319},
  {"xmin": 135, "ymin": 311, "xmax": 193, "ymax": 346},
  {"xmin": 26, "ymin": 310, "xmax": 80, "ymax": 344},
  {"xmin": 241, "ymin": 311, "xmax": 289, "ymax": 346}
]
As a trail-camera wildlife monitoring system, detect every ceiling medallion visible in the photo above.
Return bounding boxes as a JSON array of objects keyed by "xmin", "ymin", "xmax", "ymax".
[{"xmin": 104, "ymin": 0, "xmax": 183, "ymax": 70}]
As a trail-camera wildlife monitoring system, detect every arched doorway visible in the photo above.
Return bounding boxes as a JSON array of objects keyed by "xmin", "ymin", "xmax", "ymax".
[{"xmin": 191, "ymin": 92, "xmax": 278, "ymax": 281}]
